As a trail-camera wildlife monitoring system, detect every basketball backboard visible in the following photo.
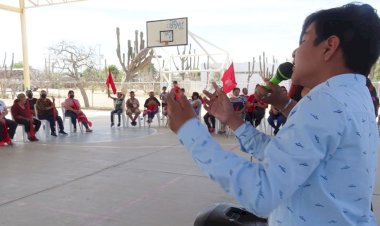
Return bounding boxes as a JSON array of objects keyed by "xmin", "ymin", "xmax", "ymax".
[{"xmin": 146, "ymin": 17, "xmax": 188, "ymax": 48}]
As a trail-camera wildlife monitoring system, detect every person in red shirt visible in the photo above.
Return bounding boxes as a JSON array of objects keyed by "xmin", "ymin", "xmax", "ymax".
[
  {"xmin": 11, "ymin": 93, "xmax": 41, "ymax": 141},
  {"xmin": 172, "ymin": 81, "xmax": 181, "ymax": 100},
  {"xmin": 143, "ymin": 91, "xmax": 161, "ymax": 124},
  {"xmin": 245, "ymin": 94, "xmax": 256, "ymax": 125}
]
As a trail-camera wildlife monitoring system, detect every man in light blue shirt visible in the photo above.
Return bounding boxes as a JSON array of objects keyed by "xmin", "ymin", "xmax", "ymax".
[{"xmin": 166, "ymin": 3, "xmax": 380, "ymax": 226}]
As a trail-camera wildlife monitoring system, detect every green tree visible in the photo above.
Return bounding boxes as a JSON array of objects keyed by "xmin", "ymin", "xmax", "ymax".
[
  {"xmin": 108, "ymin": 64, "xmax": 121, "ymax": 82},
  {"xmin": 14, "ymin": 61, "xmax": 23, "ymax": 68},
  {"xmin": 372, "ymin": 58, "xmax": 380, "ymax": 82}
]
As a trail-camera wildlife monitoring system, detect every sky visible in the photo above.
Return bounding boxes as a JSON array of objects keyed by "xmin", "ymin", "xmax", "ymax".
[{"xmin": 0, "ymin": 0, "xmax": 379, "ymax": 70}]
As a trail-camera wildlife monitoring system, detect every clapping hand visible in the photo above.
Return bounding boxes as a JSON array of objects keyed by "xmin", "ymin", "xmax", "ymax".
[
  {"xmin": 203, "ymin": 82, "xmax": 244, "ymax": 130},
  {"xmin": 166, "ymin": 90, "xmax": 197, "ymax": 133},
  {"xmin": 202, "ymin": 82, "xmax": 234, "ymax": 124}
]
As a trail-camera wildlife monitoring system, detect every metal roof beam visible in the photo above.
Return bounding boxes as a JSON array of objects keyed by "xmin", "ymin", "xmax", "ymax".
[
  {"xmin": 25, "ymin": 0, "xmax": 85, "ymax": 9},
  {"xmin": 0, "ymin": 3, "xmax": 21, "ymax": 13}
]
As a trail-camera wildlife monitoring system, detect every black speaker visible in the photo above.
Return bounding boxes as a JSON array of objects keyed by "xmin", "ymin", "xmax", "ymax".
[{"xmin": 194, "ymin": 203, "xmax": 268, "ymax": 226}]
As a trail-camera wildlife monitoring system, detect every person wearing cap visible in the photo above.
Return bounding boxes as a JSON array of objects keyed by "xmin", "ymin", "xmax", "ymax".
[
  {"xmin": 25, "ymin": 90, "xmax": 37, "ymax": 117},
  {"xmin": 126, "ymin": 91, "xmax": 140, "ymax": 126},
  {"xmin": 36, "ymin": 90, "xmax": 68, "ymax": 136}
]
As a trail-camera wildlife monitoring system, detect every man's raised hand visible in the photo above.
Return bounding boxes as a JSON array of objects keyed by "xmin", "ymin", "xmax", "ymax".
[{"xmin": 166, "ymin": 90, "xmax": 196, "ymax": 133}]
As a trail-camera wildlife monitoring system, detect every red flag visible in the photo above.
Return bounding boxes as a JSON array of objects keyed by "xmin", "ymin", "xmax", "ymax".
[
  {"xmin": 106, "ymin": 69, "xmax": 117, "ymax": 94},
  {"xmin": 221, "ymin": 63, "xmax": 237, "ymax": 93}
]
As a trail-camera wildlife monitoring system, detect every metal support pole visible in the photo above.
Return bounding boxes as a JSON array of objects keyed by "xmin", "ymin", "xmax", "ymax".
[{"xmin": 20, "ymin": 0, "xmax": 30, "ymax": 90}]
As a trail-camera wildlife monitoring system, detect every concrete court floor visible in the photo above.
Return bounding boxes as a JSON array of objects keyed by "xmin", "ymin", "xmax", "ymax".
[{"xmin": 0, "ymin": 110, "xmax": 379, "ymax": 226}]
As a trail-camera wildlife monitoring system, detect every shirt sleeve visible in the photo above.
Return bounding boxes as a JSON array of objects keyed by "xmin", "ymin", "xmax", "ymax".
[
  {"xmin": 177, "ymin": 91, "xmax": 345, "ymax": 217},
  {"xmin": 234, "ymin": 122, "xmax": 272, "ymax": 161}
]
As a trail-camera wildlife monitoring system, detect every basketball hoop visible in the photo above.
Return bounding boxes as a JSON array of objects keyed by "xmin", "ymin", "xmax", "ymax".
[{"xmin": 146, "ymin": 17, "xmax": 188, "ymax": 47}]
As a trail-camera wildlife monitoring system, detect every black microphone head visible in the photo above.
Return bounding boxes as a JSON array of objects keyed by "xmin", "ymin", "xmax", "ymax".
[
  {"xmin": 269, "ymin": 62, "xmax": 294, "ymax": 86},
  {"xmin": 276, "ymin": 62, "xmax": 294, "ymax": 80}
]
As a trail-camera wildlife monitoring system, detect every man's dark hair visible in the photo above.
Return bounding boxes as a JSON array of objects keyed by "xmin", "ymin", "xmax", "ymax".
[
  {"xmin": 173, "ymin": 81, "xmax": 178, "ymax": 85},
  {"xmin": 300, "ymin": 3, "xmax": 380, "ymax": 76},
  {"xmin": 233, "ymin": 87, "xmax": 240, "ymax": 92},
  {"xmin": 68, "ymin": 90, "xmax": 74, "ymax": 95},
  {"xmin": 192, "ymin": 92, "xmax": 200, "ymax": 98}
]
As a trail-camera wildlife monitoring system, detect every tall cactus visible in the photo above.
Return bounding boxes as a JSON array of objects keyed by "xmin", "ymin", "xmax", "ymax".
[
  {"xmin": 258, "ymin": 51, "xmax": 276, "ymax": 80},
  {"xmin": 247, "ymin": 57, "xmax": 255, "ymax": 89},
  {"xmin": 116, "ymin": 27, "xmax": 153, "ymax": 92},
  {"xmin": 173, "ymin": 44, "xmax": 200, "ymax": 80}
]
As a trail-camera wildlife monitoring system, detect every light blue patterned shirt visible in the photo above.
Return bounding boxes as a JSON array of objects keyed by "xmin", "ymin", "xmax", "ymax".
[{"xmin": 177, "ymin": 74, "xmax": 379, "ymax": 226}]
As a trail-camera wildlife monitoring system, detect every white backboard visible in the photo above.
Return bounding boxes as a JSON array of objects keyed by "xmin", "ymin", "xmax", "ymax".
[{"xmin": 146, "ymin": 17, "xmax": 188, "ymax": 48}]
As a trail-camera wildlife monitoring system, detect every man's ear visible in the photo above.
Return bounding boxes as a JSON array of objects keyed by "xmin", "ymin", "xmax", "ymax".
[{"xmin": 323, "ymin": 35, "xmax": 340, "ymax": 61}]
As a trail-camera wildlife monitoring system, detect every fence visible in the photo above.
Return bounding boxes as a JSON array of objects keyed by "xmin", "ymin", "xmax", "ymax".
[{"xmin": 3, "ymin": 79, "xmax": 379, "ymax": 110}]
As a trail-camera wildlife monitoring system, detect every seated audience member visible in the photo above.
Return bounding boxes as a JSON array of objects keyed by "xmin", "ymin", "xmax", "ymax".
[
  {"xmin": 25, "ymin": 90, "xmax": 37, "ymax": 117},
  {"xmin": 267, "ymin": 105, "xmax": 286, "ymax": 135},
  {"xmin": 0, "ymin": 99, "xmax": 17, "ymax": 145},
  {"xmin": 109, "ymin": 92, "xmax": 124, "ymax": 127},
  {"xmin": 230, "ymin": 87, "xmax": 246, "ymax": 119},
  {"xmin": 240, "ymin": 88, "xmax": 249, "ymax": 103},
  {"xmin": 267, "ymin": 86, "xmax": 288, "ymax": 135},
  {"xmin": 190, "ymin": 92, "xmax": 203, "ymax": 117},
  {"xmin": 11, "ymin": 93, "xmax": 41, "ymax": 141},
  {"xmin": 203, "ymin": 112, "xmax": 216, "ymax": 133},
  {"xmin": 36, "ymin": 90, "xmax": 68, "ymax": 136},
  {"xmin": 245, "ymin": 93, "xmax": 256, "ymax": 125},
  {"xmin": 126, "ymin": 91, "xmax": 141, "ymax": 126},
  {"xmin": 252, "ymin": 85, "xmax": 268, "ymax": 127},
  {"xmin": 63, "ymin": 90, "xmax": 93, "ymax": 132},
  {"xmin": 143, "ymin": 91, "xmax": 160, "ymax": 124},
  {"xmin": 218, "ymin": 88, "xmax": 245, "ymax": 134}
]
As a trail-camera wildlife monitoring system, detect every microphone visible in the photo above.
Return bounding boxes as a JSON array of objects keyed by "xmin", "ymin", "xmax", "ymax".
[{"xmin": 264, "ymin": 62, "xmax": 294, "ymax": 90}]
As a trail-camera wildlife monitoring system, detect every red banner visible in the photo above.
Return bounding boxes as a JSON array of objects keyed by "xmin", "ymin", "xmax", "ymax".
[
  {"xmin": 106, "ymin": 69, "xmax": 117, "ymax": 94},
  {"xmin": 221, "ymin": 63, "xmax": 237, "ymax": 93}
]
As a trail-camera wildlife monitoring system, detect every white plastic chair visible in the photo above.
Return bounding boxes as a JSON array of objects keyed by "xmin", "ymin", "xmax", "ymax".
[
  {"xmin": 10, "ymin": 113, "xmax": 28, "ymax": 142},
  {"xmin": 120, "ymin": 99, "xmax": 127, "ymax": 128}
]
